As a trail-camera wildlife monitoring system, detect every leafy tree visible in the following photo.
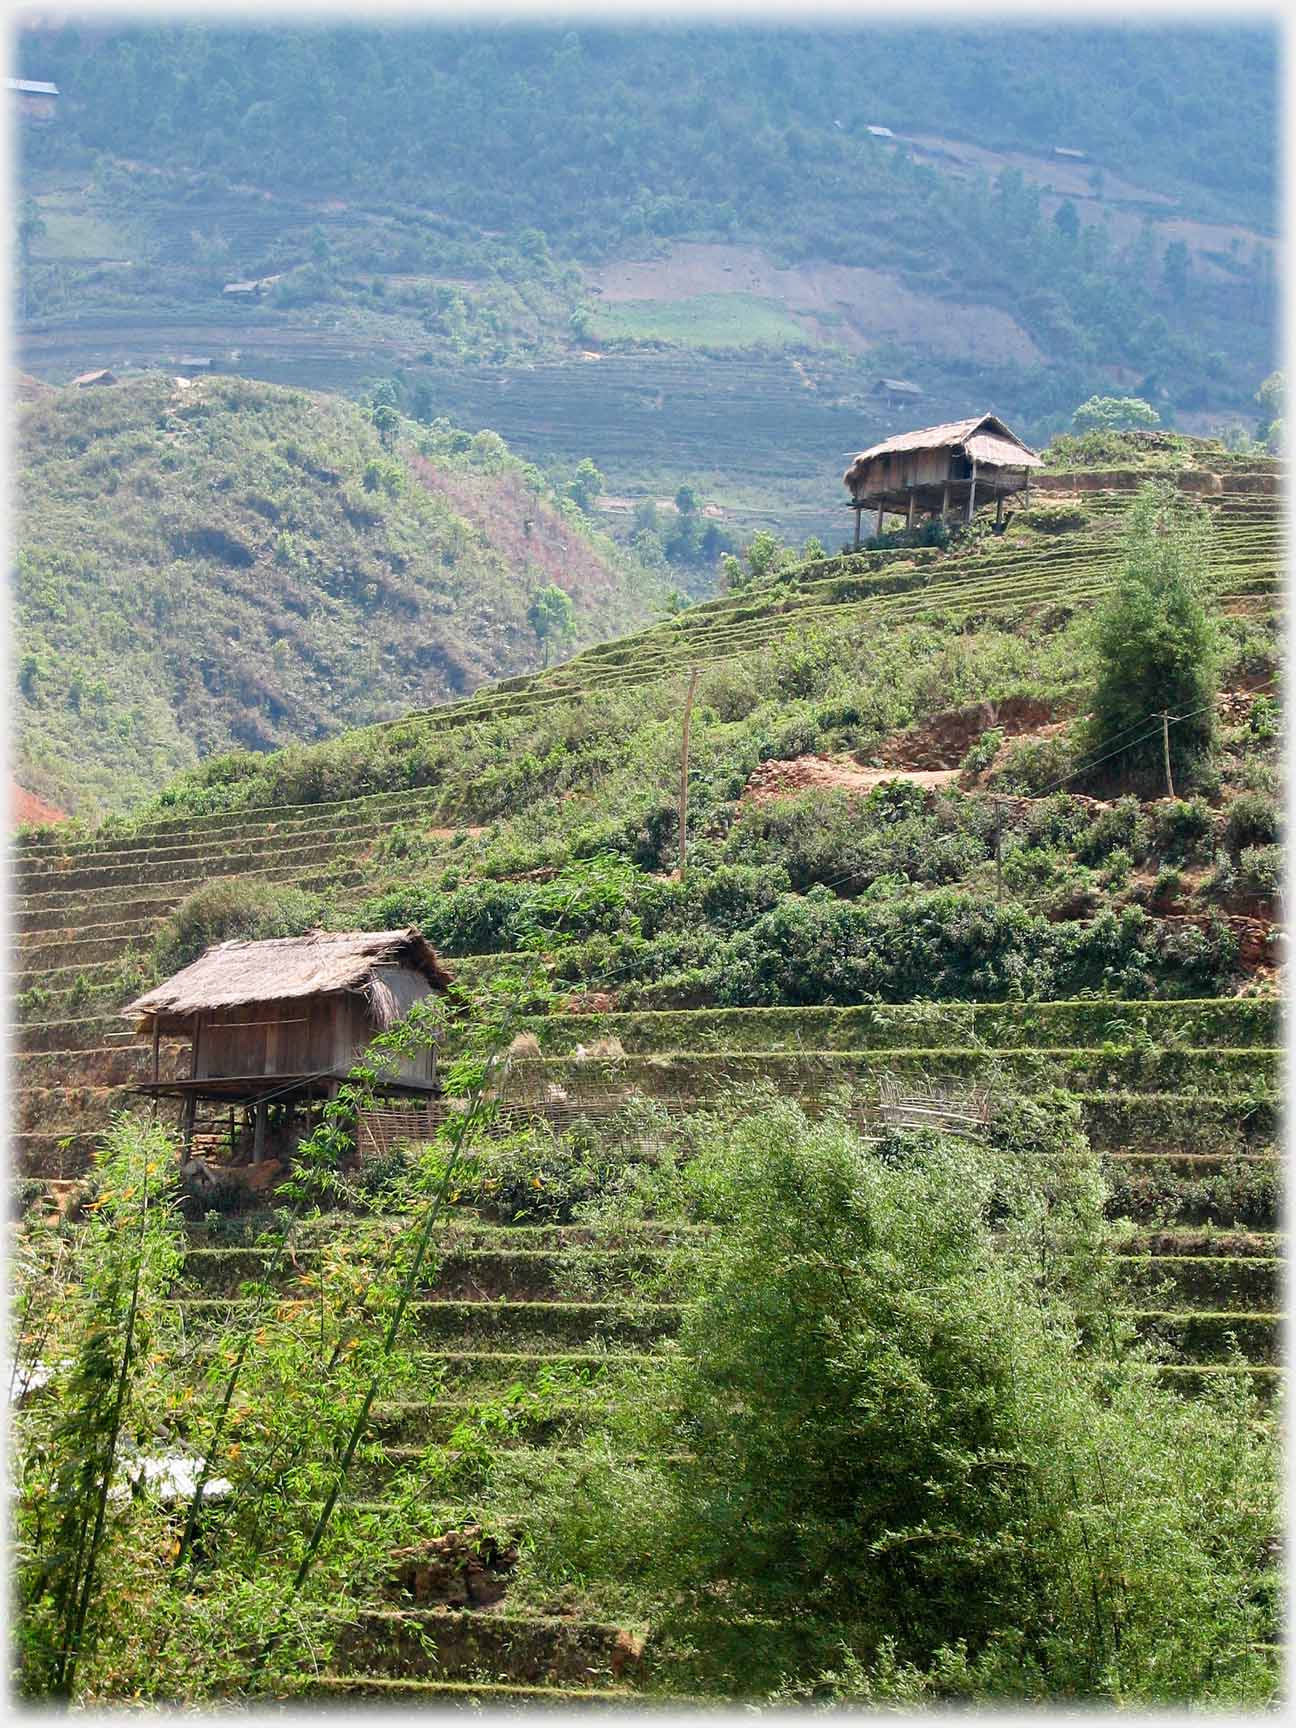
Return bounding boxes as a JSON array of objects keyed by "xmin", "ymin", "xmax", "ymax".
[
  {"xmin": 518, "ymin": 1098, "xmax": 1277, "ymax": 1703},
  {"xmin": 1052, "ymin": 198, "xmax": 1080, "ymax": 243},
  {"xmin": 674, "ymin": 484, "xmax": 698, "ymax": 515},
  {"xmin": 1072, "ymin": 395, "xmax": 1160, "ymax": 433},
  {"xmin": 1255, "ymin": 370, "xmax": 1283, "ymax": 451},
  {"xmin": 527, "ymin": 583, "xmax": 575, "ymax": 666},
  {"xmin": 370, "ymin": 403, "xmax": 399, "ymax": 451},
  {"xmin": 1162, "ymin": 238, "xmax": 1191, "ymax": 302},
  {"xmin": 1083, "ymin": 481, "xmax": 1219, "ymax": 789},
  {"xmin": 567, "ymin": 457, "xmax": 604, "ymax": 513},
  {"xmin": 17, "ymin": 195, "xmax": 47, "ymax": 264}
]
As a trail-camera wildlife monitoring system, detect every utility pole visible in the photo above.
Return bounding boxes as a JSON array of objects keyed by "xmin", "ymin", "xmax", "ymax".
[
  {"xmin": 993, "ymin": 798, "xmax": 1004, "ymax": 903},
  {"xmin": 678, "ymin": 665, "xmax": 699, "ymax": 879},
  {"xmin": 1161, "ymin": 711, "xmax": 1175, "ymax": 799}
]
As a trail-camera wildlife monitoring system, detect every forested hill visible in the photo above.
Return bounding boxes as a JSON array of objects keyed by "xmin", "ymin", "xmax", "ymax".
[
  {"xmin": 20, "ymin": 23, "xmax": 1276, "ymax": 232},
  {"xmin": 15, "ymin": 375, "xmax": 664, "ymax": 818},
  {"xmin": 17, "ymin": 19, "xmax": 1277, "ymax": 516}
]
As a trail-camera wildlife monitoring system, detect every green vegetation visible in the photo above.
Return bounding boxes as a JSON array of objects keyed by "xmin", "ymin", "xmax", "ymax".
[
  {"xmin": 15, "ymin": 375, "xmax": 665, "ymax": 815},
  {"xmin": 588, "ymin": 294, "xmax": 811, "ymax": 352},
  {"xmin": 508, "ymin": 1097, "xmax": 1277, "ymax": 1702},
  {"xmin": 10, "ymin": 436, "xmax": 1282, "ymax": 1706},
  {"xmin": 1083, "ymin": 483, "xmax": 1219, "ymax": 789},
  {"xmin": 16, "ymin": 21, "xmax": 1277, "ymax": 459}
]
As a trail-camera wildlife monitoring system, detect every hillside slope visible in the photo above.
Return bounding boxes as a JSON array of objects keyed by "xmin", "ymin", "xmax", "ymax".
[
  {"xmin": 16, "ymin": 22, "xmax": 1278, "ymax": 538},
  {"xmin": 15, "ymin": 374, "xmax": 663, "ymax": 817},
  {"xmin": 11, "ymin": 442, "xmax": 1282, "ymax": 1705}
]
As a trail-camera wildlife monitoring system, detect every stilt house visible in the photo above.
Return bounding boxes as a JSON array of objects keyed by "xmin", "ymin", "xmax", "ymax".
[
  {"xmin": 843, "ymin": 414, "xmax": 1043, "ymax": 545},
  {"xmin": 123, "ymin": 928, "xmax": 452, "ymax": 1163}
]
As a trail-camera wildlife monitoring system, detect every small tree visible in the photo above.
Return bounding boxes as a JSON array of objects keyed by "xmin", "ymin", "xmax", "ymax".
[
  {"xmin": 1083, "ymin": 481, "xmax": 1219, "ymax": 790},
  {"xmin": 674, "ymin": 484, "xmax": 698, "ymax": 516},
  {"xmin": 567, "ymin": 458, "xmax": 604, "ymax": 513},
  {"xmin": 527, "ymin": 584, "xmax": 575, "ymax": 667},
  {"xmin": 1072, "ymin": 395, "xmax": 1160, "ymax": 434},
  {"xmin": 1255, "ymin": 371, "xmax": 1283, "ymax": 453}
]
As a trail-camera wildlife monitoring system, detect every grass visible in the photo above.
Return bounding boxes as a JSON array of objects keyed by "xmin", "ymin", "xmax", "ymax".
[{"xmin": 588, "ymin": 292, "xmax": 813, "ymax": 352}]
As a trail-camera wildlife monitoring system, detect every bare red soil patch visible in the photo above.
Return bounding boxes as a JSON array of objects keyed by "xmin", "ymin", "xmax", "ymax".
[{"xmin": 12, "ymin": 781, "xmax": 68, "ymax": 829}]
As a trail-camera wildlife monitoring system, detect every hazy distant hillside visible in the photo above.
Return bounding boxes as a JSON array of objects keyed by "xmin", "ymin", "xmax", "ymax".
[
  {"xmin": 15, "ymin": 19, "xmax": 1277, "ymax": 538},
  {"xmin": 15, "ymin": 374, "xmax": 663, "ymax": 816}
]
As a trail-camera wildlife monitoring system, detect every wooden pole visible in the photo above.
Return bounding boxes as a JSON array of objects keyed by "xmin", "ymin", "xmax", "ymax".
[
  {"xmin": 875, "ymin": 499, "xmax": 886, "ymax": 538},
  {"xmin": 906, "ymin": 488, "xmax": 917, "ymax": 529},
  {"xmin": 151, "ymin": 1021, "xmax": 160, "ymax": 1087},
  {"xmin": 252, "ymin": 1101, "xmax": 267, "ymax": 1166},
  {"xmin": 1161, "ymin": 712, "xmax": 1175, "ymax": 799},
  {"xmin": 941, "ymin": 480, "xmax": 951, "ymax": 519},
  {"xmin": 678, "ymin": 666, "xmax": 699, "ymax": 879},
  {"xmin": 966, "ymin": 460, "xmax": 978, "ymax": 523},
  {"xmin": 995, "ymin": 490, "xmax": 1004, "ymax": 527},
  {"xmin": 994, "ymin": 799, "xmax": 1004, "ymax": 903},
  {"xmin": 853, "ymin": 504, "xmax": 862, "ymax": 549}
]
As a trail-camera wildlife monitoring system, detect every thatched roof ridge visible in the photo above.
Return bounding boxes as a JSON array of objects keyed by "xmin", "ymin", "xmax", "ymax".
[
  {"xmin": 844, "ymin": 414, "xmax": 1042, "ymax": 490},
  {"xmin": 122, "ymin": 928, "xmax": 452, "ymax": 1022}
]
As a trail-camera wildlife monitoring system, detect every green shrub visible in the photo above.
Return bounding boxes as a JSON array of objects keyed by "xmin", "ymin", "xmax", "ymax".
[
  {"xmin": 991, "ymin": 733, "xmax": 1073, "ymax": 795},
  {"xmin": 1022, "ymin": 502, "xmax": 1088, "ymax": 533},
  {"xmin": 1077, "ymin": 796, "xmax": 1147, "ymax": 865},
  {"xmin": 1150, "ymin": 797, "xmax": 1215, "ymax": 862},
  {"xmin": 514, "ymin": 1098, "xmax": 1279, "ymax": 1704},
  {"xmin": 153, "ymin": 879, "xmax": 327, "ymax": 973},
  {"xmin": 1224, "ymin": 791, "xmax": 1279, "ymax": 852},
  {"xmin": 1237, "ymin": 844, "xmax": 1281, "ymax": 899},
  {"xmin": 958, "ymin": 726, "xmax": 1003, "ymax": 778}
]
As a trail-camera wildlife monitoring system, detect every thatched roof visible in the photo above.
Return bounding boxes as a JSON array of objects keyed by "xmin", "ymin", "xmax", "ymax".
[
  {"xmin": 844, "ymin": 415, "xmax": 1042, "ymax": 491},
  {"xmin": 122, "ymin": 928, "xmax": 452, "ymax": 1024}
]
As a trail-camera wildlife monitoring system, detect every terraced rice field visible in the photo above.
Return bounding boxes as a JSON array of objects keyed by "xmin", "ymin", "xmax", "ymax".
[{"xmin": 9, "ymin": 462, "xmax": 1283, "ymax": 1700}]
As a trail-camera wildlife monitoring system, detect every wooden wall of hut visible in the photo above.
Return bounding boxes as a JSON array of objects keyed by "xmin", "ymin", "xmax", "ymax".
[{"xmin": 192, "ymin": 981, "xmax": 435, "ymax": 1085}]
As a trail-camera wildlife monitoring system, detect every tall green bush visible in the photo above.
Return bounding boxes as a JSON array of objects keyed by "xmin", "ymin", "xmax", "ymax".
[
  {"xmin": 512, "ymin": 1098, "xmax": 1278, "ymax": 1703},
  {"xmin": 1083, "ymin": 482, "xmax": 1220, "ymax": 790}
]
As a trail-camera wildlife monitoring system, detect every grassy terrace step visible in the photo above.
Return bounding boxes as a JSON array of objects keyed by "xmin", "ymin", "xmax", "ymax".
[
  {"xmin": 174, "ymin": 1297, "xmax": 680, "ymax": 1348},
  {"xmin": 324, "ymin": 1609, "xmax": 652, "ymax": 1688},
  {"xmin": 182, "ymin": 1245, "xmax": 683, "ymax": 1298},
  {"xmin": 13, "ymin": 833, "xmax": 454, "ymax": 921},
  {"xmin": 516, "ymin": 1046, "xmax": 1278, "ymax": 1096},
  {"xmin": 14, "ymin": 784, "xmax": 469, "ymax": 864},
  {"xmin": 12, "ymin": 799, "xmax": 465, "ymax": 886},
  {"xmin": 293, "ymin": 1678, "xmax": 668, "ymax": 1707},
  {"xmin": 1115, "ymin": 1257, "xmax": 1279, "ymax": 1311},
  {"xmin": 523, "ymin": 1000, "xmax": 1280, "ymax": 1056},
  {"xmin": 1128, "ymin": 1310, "xmax": 1279, "ymax": 1364},
  {"xmin": 1082, "ymin": 1091, "xmax": 1278, "ymax": 1148}
]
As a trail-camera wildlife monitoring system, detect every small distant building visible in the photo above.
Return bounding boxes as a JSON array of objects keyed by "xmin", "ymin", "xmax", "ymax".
[
  {"xmin": 222, "ymin": 280, "xmax": 261, "ymax": 298},
  {"xmin": 866, "ymin": 124, "xmax": 895, "ymax": 139},
  {"xmin": 872, "ymin": 376, "xmax": 924, "ymax": 409},
  {"xmin": 72, "ymin": 369, "xmax": 117, "ymax": 388},
  {"xmin": 1053, "ymin": 146, "xmax": 1087, "ymax": 160},
  {"xmin": 174, "ymin": 355, "xmax": 213, "ymax": 373},
  {"xmin": 7, "ymin": 77, "xmax": 59, "ymax": 121},
  {"xmin": 843, "ymin": 414, "xmax": 1043, "ymax": 544},
  {"xmin": 123, "ymin": 928, "xmax": 453, "ymax": 1163}
]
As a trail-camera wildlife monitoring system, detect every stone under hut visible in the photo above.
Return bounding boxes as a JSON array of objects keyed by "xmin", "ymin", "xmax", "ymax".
[
  {"xmin": 123, "ymin": 927, "xmax": 453, "ymax": 1168},
  {"xmin": 843, "ymin": 413, "xmax": 1043, "ymax": 546}
]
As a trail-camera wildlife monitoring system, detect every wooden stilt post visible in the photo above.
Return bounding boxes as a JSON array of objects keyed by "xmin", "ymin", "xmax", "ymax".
[
  {"xmin": 678, "ymin": 665, "xmax": 699, "ymax": 879},
  {"xmin": 995, "ymin": 490, "xmax": 1004, "ymax": 527},
  {"xmin": 853, "ymin": 503, "xmax": 862, "ymax": 549},
  {"xmin": 941, "ymin": 480, "xmax": 951, "ymax": 519},
  {"xmin": 253, "ymin": 1101, "xmax": 267, "ymax": 1166},
  {"xmin": 182, "ymin": 1094, "xmax": 196, "ymax": 1156},
  {"xmin": 1161, "ymin": 712, "xmax": 1175, "ymax": 799},
  {"xmin": 875, "ymin": 499, "xmax": 886, "ymax": 538},
  {"xmin": 966, "ymin": 460, "xmax": 978, "ymax": 523},
  {"xmin": 1023, "ymin": 467, "xmax": 1031, "ymax": 510},
  {"xmin": 906, "ymin": 488, "xmax": 917, "ymax": 529}
]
